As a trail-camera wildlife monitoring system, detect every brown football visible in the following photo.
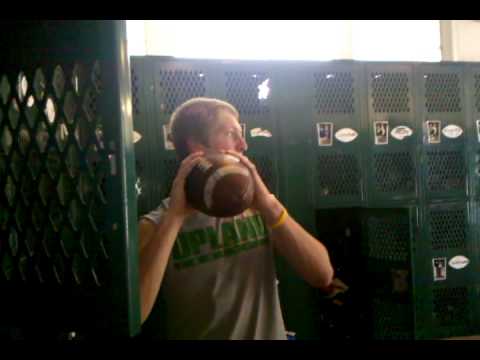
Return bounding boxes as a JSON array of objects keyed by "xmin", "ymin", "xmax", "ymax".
[{"xmin": 185, "ymin": 152, "xmax": 255, "ymax": 217}]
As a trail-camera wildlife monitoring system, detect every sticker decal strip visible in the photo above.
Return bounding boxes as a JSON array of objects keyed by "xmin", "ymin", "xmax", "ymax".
[
  {"xmin": 374, "ymin": 121, "xmax": 389, "ymax": 145},
  {"xmin": 317, "ymin": 122, "xmax": 333, "ymax": 146},
  {"xmin": 335, "ymin": 128, "xmax": 358, "ymax": 143},
  {"xmin": 433, "ymin": 257, "xmax": 447, "ymax": 281},
  {"xmin": 163, "ymin": 124, "xmax": 175, "ymax": 150},
  {"xmin": 426, "ymin": 120, "xmax": 441, "ymax": 144},
  {"xmin": 442, "ymin": 124, "xmax": 463, "ymax": 139},
  {"xmin": 448, "ymin": 255, "xmax": 470, "ymax": 270},
  {"xmin": 476, "ymin": 120, "xmax": 480, "ymax": 143},
  {"xmin": 391, "ymin": 126, "xmax": 413, "ymax": 141}
]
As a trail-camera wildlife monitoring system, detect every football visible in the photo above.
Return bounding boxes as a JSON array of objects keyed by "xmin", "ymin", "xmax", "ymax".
[{"xmin": 185, "ymin": 152, "xmax": 255, "ymax": 217}]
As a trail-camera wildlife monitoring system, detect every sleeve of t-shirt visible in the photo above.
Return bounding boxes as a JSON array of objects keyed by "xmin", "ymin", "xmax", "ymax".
[{"xmin": 140, "ymin": 198, "xmax": 170, "ymax": 225}]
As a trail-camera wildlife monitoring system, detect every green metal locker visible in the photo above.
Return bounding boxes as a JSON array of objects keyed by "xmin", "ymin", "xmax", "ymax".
[{"xmin": 0, "ymin": 20, "xmax": 140, "ymax": 339}]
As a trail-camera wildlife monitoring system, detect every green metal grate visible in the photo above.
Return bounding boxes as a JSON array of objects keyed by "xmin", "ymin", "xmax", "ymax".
[
  {"xmin": 225, "ymin": 71, "xmax": 270, "ymax": 115},
  {"xmin": 433, "ymin": 287, "xmax": 469, "ymax": 327},
  {"xmin": 316, "ymin": 154, "xmax": 361, "ymax": 197},
  {"xmin": 371, "ymin": 298, "xmax": 413, "ymax": 340},
  {"xmin": 474, "ymin": 74, "xmax": 480, "ymax": 113},
  {"xmin": 158, "ymin": 70, "xmax": 206, "ymax": 114},
  {"xmin": 249, "ymin": 154, "xmax": 276, "ymax": 195},
  {"xmin": 426, "ymin": 150, "xmax": 465, "ymax": 192},
  {"xmin": 424, "ymin": 73, "xmax": 461, "ymax": 113},
  {"xmin": 373, "ymin": 152, "xmax": 415, "ymax": 194},
  {"xmin": 429, "ymin": 206, "xmax": 466, "ymax": 251},
  {"xmin": 314, "ymin": 72, "xmax": 354, "ymax": 114},
  {"xmin": 366, "ymin": 215, "xmax": 410, "ymax": 262},
  {"xmin": 371, "ymin": 72, "xmax": 410, "ymax": 113},
  {"xmin": 0, "ymin": 63, "xmax": 110, "ymax": 287}
]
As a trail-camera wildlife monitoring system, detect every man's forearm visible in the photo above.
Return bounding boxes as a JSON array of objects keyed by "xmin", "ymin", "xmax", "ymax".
[
  {"xmin": 257, "ymin": 195, "xmax": 334, "ymax": 288},
  {"xmin": 139, "ymin": 212, "xmax": 184, "ymax": 323}
]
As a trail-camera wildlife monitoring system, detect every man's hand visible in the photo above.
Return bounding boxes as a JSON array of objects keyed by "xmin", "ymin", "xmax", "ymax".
[
  {"xmin": 167, "ymin": 151, "xmax": 204, "ymax": 221},
  {"xmin": 226, "ymin": 150, "xmax": 283, "ymax": 225}
]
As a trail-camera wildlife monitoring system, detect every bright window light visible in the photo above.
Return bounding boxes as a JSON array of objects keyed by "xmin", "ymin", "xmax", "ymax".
[
  {"xmin": 351, "ymin": 20, "xmax": 441, "ymax": 61},
  {"xmin": 139, "ymin": 20, "xmax": 351, "ymax": 61},
  {"xmin": 127, "ymin": 20, "xmax": 442, "ymax": 62},
  {"xmin": 126, "ymin": 20, "xmax": 146, "ymax": 56}
]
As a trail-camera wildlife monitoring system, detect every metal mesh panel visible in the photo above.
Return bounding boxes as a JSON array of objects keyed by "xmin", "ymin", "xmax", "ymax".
[
  {"xmin": 426, "ymin": 150, "xmax": 465, "ymax": 192},
  {"xmin": 371, "ymin": 298, "xmax": 412, "ymax": 340},
  {"xmin": 160, "ymin": 158, "xmax": 180, "ymax": 199},
  {"xmin": 316, "ymin": 154, "xmax": 360, "ymax": 196},
  {"xmin": 314, "ymin": 72, "xmax": 354, "ymax": 114},
  {"xmin": 0, "ymin": 63, "xmax": 109, "ymax": 287},
  {"xmin": 429, "ymin": 206, "xmax": 466, "ymax": 250},
  {"xmin": 367, "ymin": 215, "xmax": 410, "ymax": 262},
  {"xmin": 225, "ymin": 72, "xmax": 269, "ymax": 115},
  {"xmin": 250, "ymin": 154, "xmax": 275, "ymax": 194},
  {"xmin": 130, "ymin": 66, "xmax": 140, "ymax": 116},
  {"xmin": 158, "ymin": 70, "xmax": 206, "ymax": 114},
  {"xmin": 475, "ymin": 74, "xmax": 480, "ymax": 113},
  {"xmin": 373, "ymin": 152, "xmax": 415, "ymax": 193},
  {"xmin": 371, "ymin": 72, "xmax": 410, "ymax": 113},
  {"xmin": 433, "ymin": 287, "xmax": 469, "ymax": 326},
  {"xmin": 425, "ymin": 73, "xmax": 461, "ymax": 113}
]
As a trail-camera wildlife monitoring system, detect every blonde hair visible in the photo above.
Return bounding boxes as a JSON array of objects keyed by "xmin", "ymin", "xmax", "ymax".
[{"xmin": 168, "ymin": 97, "xmax": 239, "ymax": 159}]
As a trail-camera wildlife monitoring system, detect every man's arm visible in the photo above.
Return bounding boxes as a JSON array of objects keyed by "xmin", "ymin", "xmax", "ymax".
[
  {"xmin": 258, "ymin": 194, "xmax": 334, "ymax": 289},
  {"xmin": 232, "ymin": 151, "xmax": 334, "ymax": 289},
  {"xmin": 139, "ymin": 213, "xmax": 184, "ymax": 324},
  {"xmin": 138, "ymin": 152, "xmax": 203, "ymax": 324}
]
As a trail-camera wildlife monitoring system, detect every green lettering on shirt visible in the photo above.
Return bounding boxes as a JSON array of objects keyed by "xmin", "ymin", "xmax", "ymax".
[
  {"xmin": 222, "ymin": 221, "xmax": 239, "ymax": 248},
  {"xmin": 172, "ymin": 214, "xmax": 269, "ymax": 270},
  {"xmin": 172, "ymin": 233, "xmax": 192, "ymax": 261}
]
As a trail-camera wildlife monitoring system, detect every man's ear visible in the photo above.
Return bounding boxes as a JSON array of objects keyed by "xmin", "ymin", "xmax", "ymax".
[{"xmin": 186, "ymin": 138, "xmax": 207, "ymax": 153}]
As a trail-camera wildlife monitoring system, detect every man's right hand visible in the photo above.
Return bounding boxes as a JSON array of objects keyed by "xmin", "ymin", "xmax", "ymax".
[{"xmin": 167, "ymin": 151, "xmax": 204, "ymax": 221}]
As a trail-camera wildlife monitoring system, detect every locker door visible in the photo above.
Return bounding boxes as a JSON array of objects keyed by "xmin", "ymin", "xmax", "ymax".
[
  {"xmin": 361, "ymin": 206, "xmax": 416, "ymax": 340},
  {"xmin": 0, "ymin": 20, "xmax": 139, "ymax": 339}
]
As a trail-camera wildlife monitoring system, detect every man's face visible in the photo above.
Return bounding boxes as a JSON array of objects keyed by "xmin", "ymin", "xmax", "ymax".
[{"xmin": 206, "ymin": 109, "xmax": 247, "ymax": 153}]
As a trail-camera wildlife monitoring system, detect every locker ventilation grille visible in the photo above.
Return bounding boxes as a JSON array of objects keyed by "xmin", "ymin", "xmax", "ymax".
[
  {"xmin": 225, "ymin": 72, "xmax": 270, "ymax": 115},
  {"xmin": 158, "ymin": 70, "xmax": 206, "ymax": 114},
  {"xmin": 371, "ymin": 72, "xmax": 410, "ymax": 113},
  {"xmin": 425, "ymin": 73, "xmax": 461, "ymax": 113},
  {"xmin": 316, "ymin": 154, "xmax": 360, "ymax": 196},
  {"xmin": 314, "ymin": 72, "xmax": 354, "ymax": 114}
]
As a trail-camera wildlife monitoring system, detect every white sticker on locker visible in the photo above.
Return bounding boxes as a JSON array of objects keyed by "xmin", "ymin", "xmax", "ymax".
[
  {"xmin": 391, "ymin": 126, "xmax": 413, "ymax": 141},
  {"xmin": 432, "ymin": 257, "xmax": 447, "ymax": 281},
  {"xmin": 374, "ymin": 121, "xmax": 389, "ymax": 145},
  {"xmin": 477, "ymin": 120, "xmax": 480, "ymax": 143},
  {"xmin": 250, "ymin": 127, "xmax": 272, "ymax": 138},
  {"xmin": 448, "ymin": 255, "xmax": 470, "ymax": 270},
  {"xmin": 163, "ymin": 124, "xmax": 175, "ymax": 150},
  {"xmin": 335, "ymin": 128, "xmax": 358, "ymax": 143},
  {"xmin": 316, "ymin": 122, "xmax": 333, "ymax": 146},
  {"xmin": 426, "ymin": 120, "xmax": 441, "ymax": 144},
  {"xmin": 442, "ymin": 124, "xmax": 463, "ymax": 139}
]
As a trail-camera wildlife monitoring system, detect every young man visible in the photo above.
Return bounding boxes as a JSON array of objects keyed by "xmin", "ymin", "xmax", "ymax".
[{"xmin": 138, "ymin": 97, "xmax": 333, "ymax": 340}]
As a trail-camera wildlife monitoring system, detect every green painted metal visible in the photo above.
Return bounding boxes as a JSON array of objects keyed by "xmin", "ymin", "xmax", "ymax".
[
  {"xmin": 131, "ymin": 57, "xmax": 480, "ymax": 340},
  {"xmin": 0, "ymin": 20, "xmax": 140, "ymax": 339}
]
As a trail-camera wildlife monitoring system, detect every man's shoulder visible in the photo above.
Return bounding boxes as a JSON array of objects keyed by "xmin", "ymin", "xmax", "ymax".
[{"xmin": 140, "ymin": 198, "xmax": 171, "ymax": 224}]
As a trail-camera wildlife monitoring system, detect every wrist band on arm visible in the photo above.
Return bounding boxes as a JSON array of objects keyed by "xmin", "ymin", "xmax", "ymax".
[{"xmin": 270, "ymin": 208, "xmax": 288, "ymax": 230}]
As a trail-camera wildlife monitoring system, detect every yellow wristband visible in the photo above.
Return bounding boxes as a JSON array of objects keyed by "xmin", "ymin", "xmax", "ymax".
[{"xmin": 270, "ymin": 209, "xmax": 288, "ymax": 230}]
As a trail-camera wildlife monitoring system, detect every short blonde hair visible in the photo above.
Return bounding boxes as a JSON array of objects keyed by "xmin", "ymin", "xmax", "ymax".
[{"xmin": 169, "ymin": 97, "xmax": 239, "ymax": 159}]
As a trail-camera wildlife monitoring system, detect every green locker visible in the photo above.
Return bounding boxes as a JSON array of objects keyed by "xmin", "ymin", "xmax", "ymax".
[
  {"xmin": 414, "ymin": 202, "xmax": 476, "ymax": 339},
  {"xmin": 365, "ymin": 63, "xmax": 418, "ymax": 204},
  {"xmin": 361, "ymin": 207, "xmax": 416, "ymax": 340},
  {"xmin": 307, "ymin": 61, "xmax": 366, "ymax": 208},
  {"xmin": 130, "ymin": 57, "xmax": 480, "ymax": 340},
  {"xmin": 416, "ymin": 63, "xmax": 467, "ymax": 201},
  {"xmin": 0, "ymin": 20, "xmax": 140, "ymax": 339}
]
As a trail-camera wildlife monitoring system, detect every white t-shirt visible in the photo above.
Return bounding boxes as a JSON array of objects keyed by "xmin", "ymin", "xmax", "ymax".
[{"xmin": 142, "ymin": 199, "xmax": 287, "ymax": 340}]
